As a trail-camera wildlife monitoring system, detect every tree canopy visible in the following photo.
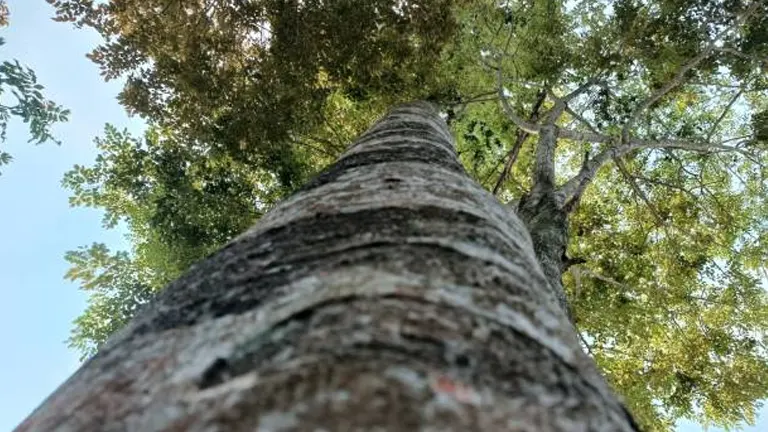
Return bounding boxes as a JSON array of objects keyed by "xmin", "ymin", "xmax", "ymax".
[
  {"xmin": 53, "ymin": 0, "xmax": 768, "ymax": 430},
  {"xmin": 0, "ymin": 0, "xmax": 69, "ymax": 172}
]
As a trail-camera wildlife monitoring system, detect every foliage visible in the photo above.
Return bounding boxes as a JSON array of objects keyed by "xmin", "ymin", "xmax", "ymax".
[
  {"xmin": 64, "ymin": 243, "xmax": 153, "ymax": 358},
  {"xmin": 61, "ymin": 123, "xmax": 293, "ymax": 356},
  {"xmin": 445, "ymin": 1, "xmax": 768, "ymax": 429},
  {"xmin": 48, "ymin": 0, "xmax": 460, "ymax": 188},
  {"xmin": 0, "ymin": 0, "xmax": 69, "ymax": 172},
  {"xmin": 567, "ymin": 158, "xmax": 768, "ymax": 429},
  {"xmin": 54, "ymin": 0, "xmax": 768, "ymax": 430},
  {"xmin": 442, "ymin": 1, "xmax": 768, "ymax": 429}
]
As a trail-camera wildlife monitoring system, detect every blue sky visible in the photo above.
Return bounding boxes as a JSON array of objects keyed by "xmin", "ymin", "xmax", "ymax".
[
  {"xmin": 0, "ymin": 1, "xmax": 142, "ymax": 429},
  {"xmin": 0, "ymin": 1, "xmax": 765, "ymax": 431}
]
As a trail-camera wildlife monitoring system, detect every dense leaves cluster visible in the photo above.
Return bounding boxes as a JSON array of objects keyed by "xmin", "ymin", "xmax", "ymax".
[
  {"xmin": 53, "ymin": 0, "xmax": 768, "ymax": 430},
  {"xmin": 49, "ymin": 0, "xmax": 460, "ymax": 187}
]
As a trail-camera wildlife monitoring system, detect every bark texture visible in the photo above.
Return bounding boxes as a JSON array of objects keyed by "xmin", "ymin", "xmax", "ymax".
[
  {"xmin": 515, "ymin": 120, "xmax": 573, "ymax": 319},
  {"xmin": 17, "ymin": 101, "xmax": 637, "ymax": 431},
  {"xmin": 516, "ymin": 186, "xmax": 572, "ymax": 319}
]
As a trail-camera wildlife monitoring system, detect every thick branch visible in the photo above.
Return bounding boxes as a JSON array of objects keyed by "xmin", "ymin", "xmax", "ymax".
[
  {"xmin": 496, "ymin": 67, "xmax": 541, "ymax": 134},
  {"xmin": 559, "ymin": 136, "xmax": 748, "ymax": 206},
  {"xmin": 531, "ymin": 90, "xmax": 571, "ymax": 189},
  {"xmin": 497, "ymin": 70, "xmax": 615, "ymax": 145},
  {"xmin": 534, "ymin": 125, "xmax": 558, "ymax": 188}
]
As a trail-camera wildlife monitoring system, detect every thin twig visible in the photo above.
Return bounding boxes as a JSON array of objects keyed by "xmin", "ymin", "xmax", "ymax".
[
  {"xmin": 578, "ymin": 331, "xmax": 596, "ymax": 358},
  {"xmin": 621, "ymin": 2, "xmax": 760, "ymax": 143},
  {"xmin": 492, "ymin": 89, "xmax": 546, "ymax": 195},
  {"xmin": 705, "ymin": 88, "xmax": 743, "ymax": 143},
  {"xmin": 614, "ymin": 157, "xmax": 667, "ymax": 227}
]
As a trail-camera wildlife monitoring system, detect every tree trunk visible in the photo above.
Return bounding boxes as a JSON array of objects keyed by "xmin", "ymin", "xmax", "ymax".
[
  {"xmin": 17, "ymin": 101, "xmax": 637, "ymax": 431},
  {"xmin": 515, "ymin": 185, "xmax": 572, "ymax": 319}
]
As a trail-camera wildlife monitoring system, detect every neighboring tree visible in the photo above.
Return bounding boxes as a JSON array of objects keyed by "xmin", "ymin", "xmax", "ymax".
[
  {"xmin": 53, "ymin": 0, "xmax": 768, "ymax": 430},
  {"xmin": 0, "ymin": 0, "xmax": 69, "ymax": 172},
  {"xmin": 18, "ymin": 101, "xmax": 641, "ymax": 431}
]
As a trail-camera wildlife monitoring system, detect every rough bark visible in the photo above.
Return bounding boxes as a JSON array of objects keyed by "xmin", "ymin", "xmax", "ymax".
[
  {"xmin": 515, "ymin": 101, "xmax": 573, "ymax": 319},
  {"xmin": 17, "ymin": 101, "xmax": 638, "ymax": 431},
  {"xmin": 515, "ymin": 186, "xmax": 572, "ymax": 320}
]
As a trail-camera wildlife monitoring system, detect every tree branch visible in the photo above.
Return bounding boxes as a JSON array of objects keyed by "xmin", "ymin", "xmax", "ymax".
[
  {"xmin": 559, "ymin": 136, "xmax": 748, "ymax": 207},
  {"xmin": 291, "ymin": 137, "xmax": 342, "ymax": 158},
  {"xmin": 621, "ymin": 50, "xmax": 712, "ymax": 143},
  {"xmin": 565, "ymin": 105, "xmax": 601, "ymax": 135},
  {"xmin": 578, "ymin": 331, "xmax": 596, "ymax": 358},
  {"xmin": 492, "ymin": 89, "xmax": 546, "ymax": 195},
  {"xmin": 580, "ymin": 267, "xmax": 634, "ymax": 292},
  {"xmin": 715, "ymin": 46, "xmax": 768, "ymax": 65},
  {"xmin": 614, "ymin": 157, "xmax": 666, "ymax": 227},
  {"xmin": 533, "ymin": 125, "xmax": 558, "ymax": 187},
  {"xmin": 705, "ymin": 88, "xmax": 743, "ymax": 143},
  {"xmin": 497, "ymin": 69, "xmax": 614, "ymax": 145},
  {"xmin": 620, "ymin": 2, "xmax": 760, "ymax": 143},
  {"xmin": 448, "ymin": 91, "xmax": 499, "ymax": 123},
  {"xmin": 562, "ymin": 77, "xmax": 602, "ymax": 103},
  {"xmin": 556, "ymin": 127, "xmax": 614, "ymax": 144},
  {"xmin": 530, "ymin": 89, "xmax": 572, "ymax": 189},
  {"xmin": 632, "ymin": 173, "xmax": 700, "ymax": 197},
  {"xmin": 496, "ymin": 67, "xmax": 541, "ymax": 134},
  {"xmin": 545, "ymin": 87, "xmax": 603, "ymax": 136}
]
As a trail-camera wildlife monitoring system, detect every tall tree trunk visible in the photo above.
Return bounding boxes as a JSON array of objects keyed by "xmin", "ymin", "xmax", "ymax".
[{"xmin": 18, "ymin": 101, "xmax": 637, "ymax": 431}]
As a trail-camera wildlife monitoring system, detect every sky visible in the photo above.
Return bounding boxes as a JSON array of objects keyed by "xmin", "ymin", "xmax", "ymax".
[
  {"xmin": 0, "ymin": 1, "xmax": 142, "ymax": 429},
  {"xmin": 0, "ymin": 1, "xmax": 765, "ymax": 431}
]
